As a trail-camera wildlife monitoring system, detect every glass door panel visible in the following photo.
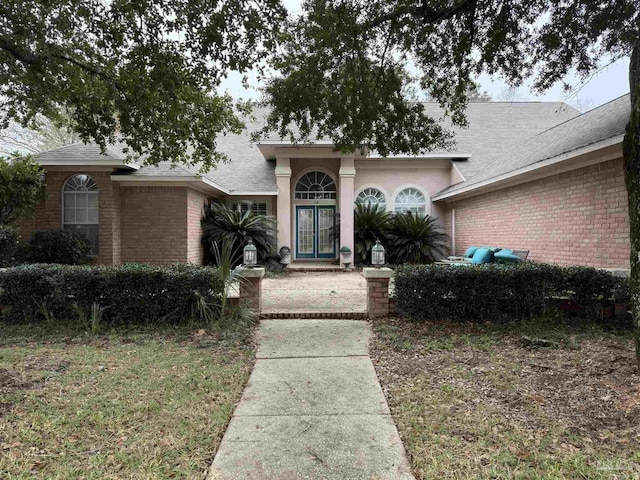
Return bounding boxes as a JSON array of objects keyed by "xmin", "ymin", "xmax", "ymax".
[
  {"xmin": 317, "ymin": 207, "xmax": 335, "ymax": 257},
  {"xmin": 296, "ymin": 207, "xmax": 315, "ymax": 258}
]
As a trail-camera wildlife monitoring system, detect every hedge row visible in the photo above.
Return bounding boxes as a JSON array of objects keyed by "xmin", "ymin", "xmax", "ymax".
[
  {"xmin": 394, "ymin": 263, "xmax": 630, "ymax": 325},
  {"xmin": 0, "ymin": 264, "xmax": 224, "ymax": 325}
]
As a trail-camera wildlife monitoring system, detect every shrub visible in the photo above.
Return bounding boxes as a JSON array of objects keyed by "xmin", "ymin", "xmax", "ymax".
[
  {"xmin": 0, "ymin": 225, "xmax": 20, "ymax": 267},
  {"xmin": 386, "ymin": 213, "xmax": 449, "ymax": 264},
  {"xmin": 394, "ymin": 263, "xmax": 631, "ymax": 326},
  {"xmin": 354, "ymin": 203, "xmax": 391, "ymax": 264},
  {"xmin": 27, "ymin": 230, "xmax": 93, "ymax": 264},
  {"xmin": 201, "ymin": 201, "xmax": 276, "ymax": 267},
  {"xmin": 0, "ymin": 263, "xmax": 224, "ymax": 325}
]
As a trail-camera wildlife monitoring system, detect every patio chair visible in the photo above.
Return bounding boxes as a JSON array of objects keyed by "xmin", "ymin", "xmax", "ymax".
[{"xmin": 512, "ymin": 250, "xmax": 530, "ymax": 262}]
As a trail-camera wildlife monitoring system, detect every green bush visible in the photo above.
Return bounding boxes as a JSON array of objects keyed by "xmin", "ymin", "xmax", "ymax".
[
  {"xmin": 0, "ymin": 225, "xmax": 20, "ymax": 267},
  {"xmin": 394, "ymin": 263, "xmax": 630, "ymax": 325},
  {"xmin": 201, "ymin": 201, "xmax": 276, "ymax": 267},
  {"xmin": 386, "ymin": 213, "xmax": 449, "ymax": 264},
  {"xmin": 27, "ymin": 230, "xmax": 93, "ymax": 264},
  {"xmin": 0, "ymin": 263, "xmax": 224, "ymax": 325},
  {"xmin": 353, "ymin": 203, "xmax": 391, "ymax": 264}
]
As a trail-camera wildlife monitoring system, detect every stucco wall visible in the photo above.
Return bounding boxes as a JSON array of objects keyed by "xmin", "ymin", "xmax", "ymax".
[
  {"xmin": 354, "ymin": 159, "xmax": 452, "ymax": 221},
  {"xmin": 440, "ymin": 158, "xmax": 630, "ymax": 269}
]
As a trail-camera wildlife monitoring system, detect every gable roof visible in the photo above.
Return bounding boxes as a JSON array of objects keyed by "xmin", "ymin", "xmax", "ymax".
[
  {"xmin": 34, "ymin": 97, "xmax": 629, "ymax": 197},
  {"xmin": 434, "ymin": 94, "xmax": 630, "ymax": 199}
]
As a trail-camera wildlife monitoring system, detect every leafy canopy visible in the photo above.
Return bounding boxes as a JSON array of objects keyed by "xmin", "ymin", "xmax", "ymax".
[
  {"xmin": 1, "ymin": 0, "xmax": 287, "ymax": 169},
  {"xmin": 0, "ymin": 155, "xmax": 47, "ymax": 225},
  {"xmin": 262, "ymin": 0, "xmax": 638, "ymax": 155}
]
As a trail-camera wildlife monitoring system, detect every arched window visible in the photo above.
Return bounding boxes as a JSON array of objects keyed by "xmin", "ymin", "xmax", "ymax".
[
  {"xmin": 355, "ymin": 187, "xmax": 386, "ymax": 210},
  {"xmin": 295, "ymin": 172, "xmax": 337, "ymax": 200},
  {"xmin": 62, "ymin": 175, "xmax": 99, "ymax": 253},
  {"xmin": 394, "ymin": 187, "xmax": 427, "ymax": 215}
]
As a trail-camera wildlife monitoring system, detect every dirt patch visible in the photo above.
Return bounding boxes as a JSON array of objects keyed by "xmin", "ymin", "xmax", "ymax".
[{"xmin": 370, "ymin": 318, "xmax": 640, "ymax": 478}]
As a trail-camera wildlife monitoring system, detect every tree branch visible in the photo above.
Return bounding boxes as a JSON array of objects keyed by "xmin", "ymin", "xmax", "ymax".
[{"xmin": 367, "ymin": 0, "xmax": 478, "ymax": 29}]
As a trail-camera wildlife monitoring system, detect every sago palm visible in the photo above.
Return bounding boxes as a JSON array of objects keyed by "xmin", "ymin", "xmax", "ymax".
[
  {"xmin": 201, "ymin": 201, "xmax": 276, "ymax": 267},
  {"xmin": 386, "ymin": 212, "xmax": 449, "ymax": 264},
  {"xmin": 354, "ymin": 202, "xmax": 391, "ymax": 264}
]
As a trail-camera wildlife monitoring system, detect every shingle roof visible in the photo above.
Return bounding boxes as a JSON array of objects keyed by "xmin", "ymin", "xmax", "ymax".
[
  {"xmin": 437, "ymin": 94, "xmax": 630, "ymax": 197},
  {"xmin": 35, "ymin": 97, "xmax": 628, "ymax": 196}
]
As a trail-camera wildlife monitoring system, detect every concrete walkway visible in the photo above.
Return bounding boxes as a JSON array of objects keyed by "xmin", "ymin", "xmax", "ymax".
[
  {"xmin": 262, "ymin": 271, "xmax": 367, "ymax": 315},
  {"xmin": 208, "ymin": 320, "xmax": 414, "ymax": 480}
]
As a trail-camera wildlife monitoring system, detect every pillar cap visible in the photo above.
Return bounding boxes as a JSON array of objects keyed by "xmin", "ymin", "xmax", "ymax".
[
  {"xmin": 240, "ymin": 267, "xmax": 266, "ymax": 278},
  {"xmin": 362, "ymin": 267, "xmax": 393, "ymax": 279}
]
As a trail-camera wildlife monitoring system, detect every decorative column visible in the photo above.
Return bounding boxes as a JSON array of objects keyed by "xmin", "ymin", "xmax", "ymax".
[
  {"xmin": 363, "ymin": 267, "xmax": 393, "ymax": 318},
  {"xmin": 239, "ymin": 267, "xmax": 265, "ymax": 313},
  {"xmin": 275, "ymin": 157, "xmax": 292, "ymax": 250},
  {"xmin": 339, "ymin": 156, "xmax": 356, "ymax": 267}
]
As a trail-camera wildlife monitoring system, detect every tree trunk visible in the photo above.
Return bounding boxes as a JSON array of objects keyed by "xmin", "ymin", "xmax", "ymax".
[{"xmin": 624, "ymin": 39, "xmax": 640, "ymax": 368}]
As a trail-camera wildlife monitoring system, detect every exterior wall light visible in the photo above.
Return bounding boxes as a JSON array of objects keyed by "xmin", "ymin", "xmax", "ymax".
[
  {"xmin": 371, "ymin": 240, "xmax": 385, "ymax": 268},
  {"xmin": 340, "ymin": 246, "xmax": 352, "ymax": 269},
  {"xmin": 279, "ymin": 246, "xmax": 291, "ymax": 266},
  {"xmin": 243, "ymin": 239, "xmax": 257, "ymax": 266}
]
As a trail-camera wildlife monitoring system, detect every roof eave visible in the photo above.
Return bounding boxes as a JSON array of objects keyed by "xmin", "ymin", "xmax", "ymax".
[{"xmin": 432, "ymin": 134, "xmax": 625, "ymax": 202}]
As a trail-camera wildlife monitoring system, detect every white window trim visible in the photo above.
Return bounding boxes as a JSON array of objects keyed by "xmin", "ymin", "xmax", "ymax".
[
  {"xmin": 354, "ymin": 185, "xmax": 389, "ymax": 210},
  {"xmin": 391, "ymin": 185, "xmax": 430, "ymax": 215}
]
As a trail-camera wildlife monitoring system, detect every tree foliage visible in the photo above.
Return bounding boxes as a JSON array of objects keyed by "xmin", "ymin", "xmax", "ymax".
[
  {"xmin": 1, "ymin": 111, "xmax": 80, "ymax": 155},
  {"xmin": 0, "ymin": 155, "xmax": 47, "ymax": 225},
  {"xmin": 0, "ymin": 0, "xmax": 287, "ymax": 170},
  {"xmin": 261, "ymin": 0, "xmax": 637, "ymax": 154}
]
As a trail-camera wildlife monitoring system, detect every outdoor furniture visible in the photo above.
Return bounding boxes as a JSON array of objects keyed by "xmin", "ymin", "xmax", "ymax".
[
  {"xmin": 512, "ymin": 250, "xmax": 530, "ymax": 262},
  {"xmin": 437, "ymin": 246, "xmax": 528, "ymax": 266}
]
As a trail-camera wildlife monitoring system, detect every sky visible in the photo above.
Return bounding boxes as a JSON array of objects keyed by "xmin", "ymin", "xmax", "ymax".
[{"xmin": 218, "ymin": 1, "xmax": 631, "ymax": 112}]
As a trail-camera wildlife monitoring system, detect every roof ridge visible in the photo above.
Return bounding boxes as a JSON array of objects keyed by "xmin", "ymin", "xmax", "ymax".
[{"xmin": 533, "ymin": 93, "xmax": 630, "ymax": 138}]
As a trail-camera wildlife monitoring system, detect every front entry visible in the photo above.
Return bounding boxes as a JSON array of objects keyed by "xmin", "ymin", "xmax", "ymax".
[{"xmin": 295, "ymin": 205, "xmax": 336, "ymax": 259}]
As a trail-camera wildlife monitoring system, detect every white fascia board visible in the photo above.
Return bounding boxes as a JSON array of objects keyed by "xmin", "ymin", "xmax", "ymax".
[
  {"xmin": 40, "ymin": 160, "xmax": 140, "ymax": 170},
  {"xmin": 432, "ymin": 135, "xmax": 625, "ymax": 201},
  {"xmin": 200, "ymin": 177, "xmax": 230, "ymax": 194},
  {"xmin": 367, "ymin": 152, "xmax": 472, "ymax": 159},
  {"xmin": 111, "ymin": 174, "xmax": 229, "ymax": 194},
  {"xmin": 229, "ymin": 191, "xmax": 278, "ymax": 196}
]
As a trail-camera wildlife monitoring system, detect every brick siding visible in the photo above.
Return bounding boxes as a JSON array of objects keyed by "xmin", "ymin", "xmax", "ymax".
[
  {"xmin": 187, "ymin": 189, "xmax": 208, "ymax": 264},
  {"xmin": 440, "ymin": 158, "xmax": 630, "ymax": 269}
]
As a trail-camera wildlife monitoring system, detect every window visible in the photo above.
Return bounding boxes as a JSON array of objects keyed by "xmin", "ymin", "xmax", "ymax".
[
  {"xmin": 355, "ymin": 187, "xmax": 386, "ymax": 210},
  {"xmin": 394, "ymin": 187, "xmax": 427, "ymax": 215},
  {"xmin": 62, "ymin": 174, "xmax": 99, "ymax": 253},
  {"xmin": 231, "ymin": 202, "xmax": 268, "ymax": 216},
  {"xmin": 295, "ymin": 172, "xmax": 337, "ymax": 200}
]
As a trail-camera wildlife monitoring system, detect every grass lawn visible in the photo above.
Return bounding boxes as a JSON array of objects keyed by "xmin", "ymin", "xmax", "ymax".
[
  {"xmin": 0, "ymin": 322, "xmax": 255, "ymax": 479},
  {"xmin": 371, "ymin": 317, "xmax": 640, "ymax": 479}
]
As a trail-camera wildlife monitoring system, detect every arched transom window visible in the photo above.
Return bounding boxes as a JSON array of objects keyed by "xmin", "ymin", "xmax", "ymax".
[
  {"xmin": 355, "ymin": 188, "xmax": 386, "ymax": 210},
  {"xmin": 394, "ymin": 187, "xmax": 427, "ymax": 215},
  {"xmin": 62, "ymin": 174, "xmax": 99, "ymax": 253},
  {"xmin": 295, "ymin": 172, "xmax": 337, "ymax": 200}
]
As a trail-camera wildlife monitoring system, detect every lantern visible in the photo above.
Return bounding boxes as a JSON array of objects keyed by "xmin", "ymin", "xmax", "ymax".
[
  {"xmin": 340, "ymin": 246, "xmax": 352, "ymax": 269},
  {"xmin": 243, "ymin": 240, "xmax": 257, "ymax": 266},
  {"xmin": 371, "ymin": 240, "xmax": 385, "ymax": 267},
  {"xmin": 279, "ymin": 246, "xmax": 291, "ymax": 265}
]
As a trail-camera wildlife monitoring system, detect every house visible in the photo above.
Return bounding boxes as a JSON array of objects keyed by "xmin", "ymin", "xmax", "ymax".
[{"xmin": 19, "ymin": 94, "xmax": 631, "ymax": 270}]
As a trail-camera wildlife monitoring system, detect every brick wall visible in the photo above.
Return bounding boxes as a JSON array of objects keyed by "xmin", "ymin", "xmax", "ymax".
[
  {"xmin": 187, "ymin": 189, "xmax": 208, "ymax": 264},
  {"xmin": 120, "ymin": 186, "xmax": 190, "ymax": 264},
  {"xmin": 440, "ymin": 158, "xmax": 630, "ymax": 269},
  {"xmin": 18, "ymin": 168, "xmax": 120, "ymax": 264}
]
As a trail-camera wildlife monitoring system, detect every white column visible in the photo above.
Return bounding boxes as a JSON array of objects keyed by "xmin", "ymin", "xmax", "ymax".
[
  {"xmin": 339, "ymin": 156, "xmax": 356, "ymax": 266},
  {"xmin": 275, "ymin": 157, "xmax": 292, "ymax": 250}
]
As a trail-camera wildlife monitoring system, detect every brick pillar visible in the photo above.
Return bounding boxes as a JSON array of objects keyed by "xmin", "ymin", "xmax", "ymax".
[
  {"xmin": 239, "ymin": 267, "xmax": 265, "ymax": 312},
  {"xmin": 363, "ymin": 267, "xmax": 393, "ymax": 318}
]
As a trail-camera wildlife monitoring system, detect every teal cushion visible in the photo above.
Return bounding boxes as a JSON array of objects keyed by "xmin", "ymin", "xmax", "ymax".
[
  {"xmin": 463, "ymin": 246, "xmax": 479, "ymax": 258},
  {"xmin": 494, "ymin": 249, "xmax": 513, "ymax": 257},
  {"xmin": 471, "ymin": 247, "xmax": 494, "ymax": 264}
]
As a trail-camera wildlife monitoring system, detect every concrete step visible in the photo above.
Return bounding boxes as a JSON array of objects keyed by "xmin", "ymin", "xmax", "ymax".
[{"xmin": 260, "ymin": 311, "xmax": 368, "ymax": 320}]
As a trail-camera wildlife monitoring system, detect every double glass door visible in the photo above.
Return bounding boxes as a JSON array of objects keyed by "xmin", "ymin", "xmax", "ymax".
[{"xmin": 296, "ymin": 206, "xmax": 336, "ymax": 259}]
